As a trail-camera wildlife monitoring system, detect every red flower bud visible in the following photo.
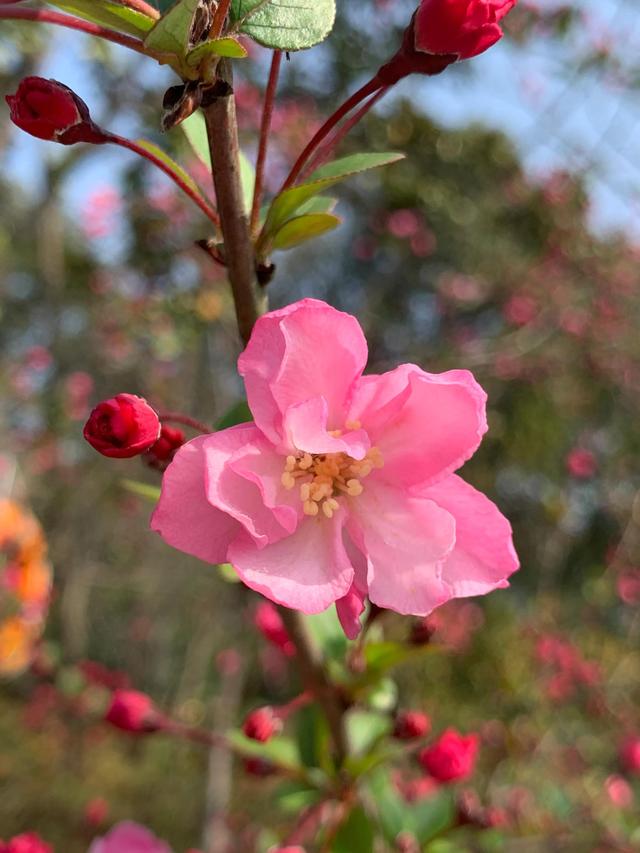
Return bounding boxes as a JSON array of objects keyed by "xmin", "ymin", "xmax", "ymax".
[
  {"xmin": 84, "ymin": 797, "xmax": 109, "ymax": 828},
  {"xmin": 376, "ymin": 0, "xmax": 516, "ymax": 86},
  {"xmin": 84, "ymin": 394, "xmax": 161, "ymax": 459},
  {"xmin": 415, "ymin": 0, "xmax": 516, "ymax": 60},
  {"xmin": 0, "ymin": 834, "xmax": 53, "ymax": 853},
  {"xmin": 148, "ymin": 425, "xmax": 185, "ymax": 463},
  {"xmin": 243, "ymin": 756, "xmax": 277, "ymax": 777},
  {"xmin": 418, "ymin": 729, "xmax": 479, "ymax": 783},
  {"xmin": 243, "ymin": 706, "xmax": 282, "ymax": 743},
  {"xmin": 393, "ymin": 710, "xmax": 431, "ymax": 740},
  {"xmin": 104, "ymin": 689, "xmax": 162, "ymax": 734},
  {"xmin": 5, "ymin": 77, "xmax": 107, "ymax": 145}
]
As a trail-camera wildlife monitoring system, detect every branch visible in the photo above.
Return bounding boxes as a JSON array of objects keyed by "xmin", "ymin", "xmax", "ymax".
[
  {"xmin": 251, "ymin": 50, "xmax": 282, "ymax": 235},
  {"xmin": 0, "ymin": 7, "xmax": 148, "ymax": 54},
  {"xmin": 278, "ymin": 607, "xmax": 348, "ymax": 767},
  {"xmin": 201, "ymin": 65, "xmax": 265, "ymax": 345}
]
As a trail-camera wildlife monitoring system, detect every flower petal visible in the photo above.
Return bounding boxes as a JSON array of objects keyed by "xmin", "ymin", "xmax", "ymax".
[
  {"xmin": 151, "ymin": 436, "xmax": 241, "ymax": 565},
  {"xmin": 228, "ymin": 507, "xmax": 354, "ymax": 613},
  {"xmin": 348, "ymin": 482, "xmax": 456, "ymax": 616},
  {"xmin": 284, "ymin": 396, "xmax": 370, "ymax": 460},
  {"xmin": 336, "ymin": 584, "xmax": 366, "ymax": 640},
  {"xmin": 238, "ymin": 299, "xmax": 368, "ymax": 447},
  {"xmin": 422, "ymin": 474, "xmax": 519, "ymax": 597},
  {"xmin": 203, "ymin": 424, "xmax": 291, "ymax": 548},
  {"xmin": 351, "ymin": 365, "xmax": 487, "ymax": 488}
]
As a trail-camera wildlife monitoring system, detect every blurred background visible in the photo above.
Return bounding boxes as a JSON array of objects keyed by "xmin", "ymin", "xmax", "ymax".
[{"xmin": 1, "ymin": 0, "xmax": 640, "ymax": 849}]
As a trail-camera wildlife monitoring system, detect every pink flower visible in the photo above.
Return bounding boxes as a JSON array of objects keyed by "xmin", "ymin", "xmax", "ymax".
[
  {"xmin": 88, "ymin": 822, "xmax": 172, "ymax": 853},
  {"xmin": 415, "ymin": 0, "xmax": 517, "ymax": 60},
  {"xmin": 104, "ymin": 689, "xmax": 162, "ymax": 734},
  {"xmin": 243, "ymin": 706, "xmax": 282, "ymax": 742},
  {"xmin": 152, "ymin": 299, "xmax": 518, "ymax": 637},
  {"xmin": 605, "ymin": 775, "xmax": 633, "ymax": 809},
  {"xmin": 393, "ymin": 710, "xmax": 431, "ymax": 740},
  {"xmin": 0, "ymin": 834, "xmax": 53, "ymax": 853},
  {"xmin": 566, "ymin": 448, "xmax": 597, "ymax": 479},
  {"xmin": 620, "ymin": 735, "xmax": 640, "ymax": 775},
  {"xmin": 254, "ymin": 602, "xmax": 295, "ymax": 656},
  {"xmin": 418, "ymin": 729, "xmax": 479, "ymax": 782}
]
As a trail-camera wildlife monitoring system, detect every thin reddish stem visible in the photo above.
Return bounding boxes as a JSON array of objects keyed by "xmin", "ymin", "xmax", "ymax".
[
  {"xmin": 0, "ymin": 7, "xmax": 148, "ymax": 54},
  {"xmin": 279, "ymin": 76, "xmax": 382, "ymax": 192},
  {"xmin": 158, "ymin": 412, "xmax": 212, "ymax": 434},
  {"xmin": 300, "ymin": 86, "xmax": 389, "ymax": 182},
  {"xmin": 106, "ymin": 134, "xmax": 220, "ymax": 227},
  {"xmin": 211, "ymin": 0, "xmax": 232, "ymax": 38},
  {"xmin": 251, "ymin": 50, "xmax": 282, "ymax": 235}
]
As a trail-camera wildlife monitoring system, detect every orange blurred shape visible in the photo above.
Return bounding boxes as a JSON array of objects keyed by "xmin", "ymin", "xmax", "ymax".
[{"xmin": 0, "ymin": 499, "xmax": 52, "ymax": 676}]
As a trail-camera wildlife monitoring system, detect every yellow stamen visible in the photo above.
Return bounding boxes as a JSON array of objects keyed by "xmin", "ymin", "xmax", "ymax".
[{"xmin": 281, "ymin": 435, "xmax": 383, "ymax": 518}]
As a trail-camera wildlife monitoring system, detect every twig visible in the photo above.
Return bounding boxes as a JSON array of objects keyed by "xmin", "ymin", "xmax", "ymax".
[
  {"xmin": 201, "ymin": 64, "xmax": 265, "ymax": 345},
  {"xmin": 251, "ymin": 50, "xmax": 282, "ymax": 235},
  {"xmin": 106, "ymin": 133, "xmax": 220, "ymax": 227},
  {"xmin": 0, "ymin": 7, "xmax": 148, "ymax": 54},
  {"xmin": 278, "ymin": 607, "xmax": 348, "ymax": 767}
]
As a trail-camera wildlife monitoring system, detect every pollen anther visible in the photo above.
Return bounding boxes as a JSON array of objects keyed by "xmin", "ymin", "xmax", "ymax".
[{"xmin": 281, "ymin": 434, "xmax": 383, "ymax": 519}]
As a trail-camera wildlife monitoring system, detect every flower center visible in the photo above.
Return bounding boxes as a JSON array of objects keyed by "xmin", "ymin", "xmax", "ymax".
[{"xmin": 280, "ymin": 422, "xmax": 384, "ymax": 519}]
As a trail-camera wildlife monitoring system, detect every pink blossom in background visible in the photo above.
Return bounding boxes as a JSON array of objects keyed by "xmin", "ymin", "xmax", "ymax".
[
  {"xmin": 566, "ymin": 448, "xmax": 597, "ymax": 479},
  {"xmin": 88, "ymin": 822, "xmax": 172, "ymax": 853},
  {"xmin": 254, "ymin": 602, "xmax": 295, "ymax": 657},
  {"xmin": 152, "ymin": 299, "xmax": 518, "ymax": 638},
  {"xmin": 104, "ymin": 689, "xmax": 162, "ymax": 734},
  {"xmin": 605, "ymin": 775, "xmax": 633, "ymax": 809},
  {"xmin": 620, "ymin": 735, "xmax": 640, "ymax": 775},
  {"xmin": 418, "ymin": 729, "xmax": 479, "ymax": 782},
  {"xmin": 0, "ymin": 834, "xmax": 53, "ymax": 853},
  {"xmin": 616, "ymin": 570, "xmax": 640, "ymax": 605}
]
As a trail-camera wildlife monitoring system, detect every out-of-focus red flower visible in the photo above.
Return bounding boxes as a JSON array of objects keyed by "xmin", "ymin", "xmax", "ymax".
[
  {"xmin": 84, "ymin": 394, "xmax": 161, "ymax": 459},
  {"xmin": 104, "ymin": 689, "xmax": 162, "ymax": 734},
  {"xmin": 243, "ymin": 706, "xmax": 282, "ymax": 742},
  {"xmin": 616, "ymin": 570, "xmax": 640, "ymax": 605},
  {"xmin": 88, "ymin": 821, "xmax": 172, "ymax": 853},
  {"xmin": 0, "ymin": 833, "xmax": 53, "ymax": 853},
  {"xmin": 243, "ymin": 756, "xmax": 276, "ymax": 777},
  {"xmin": 566, "ymin": 447, "xmax": 597, "ymax": 479},
  {"xmin": 620, "ymin": 735, "xmax": 640, "ymax": 775},
  {"xmin": 254, "ymin": 602, "xmax": 295, "ymax": 657},
  {"xmin": 84, "ymin": 797, "xmax": 109, "ymax": 828},
  {"xmin": 605, "ymin": 774, "xmax": 633, "ymax": 809},
  {"xmin": 5, "ymin": 77, "xmax": 107, "ymax": 145},
  {"xmin": 419, "ymin": 729, "xmax": 479, "ymax": 783},
  {"xmin": 393, "ymin": 710, "xmax": 431, "ymax": 740}
]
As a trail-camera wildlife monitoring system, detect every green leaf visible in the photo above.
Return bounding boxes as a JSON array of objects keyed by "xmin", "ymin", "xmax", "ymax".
[
  {"xmin": 186, "ymin": 35, "xmax": 249, "ymax": 66},
  {"xmin": 305, "ymin": 608, "xmax": 348, "ymax": 663},
  {"xmin": 121, "ymin": 479, "xmax": 161, "ymax": 503},
  {"xmin": 239, "ymin": 149, "xmax": 256, "ymax": 216},
  {"xmin": 333, "ymin": 805, "xmax": 375, "ymax": 853},
  {"xmin": 271, "ymin": 213, "xmax": 341, "ymax": 251},
  {"xmin": 307, "ymin": 152, "xmax": 405, "ymax": 183},
  {"xmin": 217, "ymin": 563, "xmax": 240, "ymax": 583},
  {"xmin": 227, "ymin": 731, "xmax": 301, "ymax": 768},
  {"xmin": 346, "ymin": 710, "xmax": 392, "ymax": 756},
  {"xmin": 46, "ymin": 0, "xmax": 156, "ymax": 37},
  {"xmin": 295, "ymin": 704, "xmax": 331, "ymax": 772},
  {"xmin": 144, "ymin": 0, "xmax": 199, "ymax": 56},
  {"xmin": 231, "ymin": 0, "xmax": 336, "ymax": 51},
  {"xmin": 275, "ymin": 780, "xmax": 321, "ymax": 814},
  {"xmin": 215, "ymin": 400, "xmax": 253, "ymax": 430},
  {"xmin": 367, "ymin": 771, "xmax": 455, "ymax": 845},
  {"xmin": 180, "ymin": 112, "xmax": 254, "ymax": 214},
  {"xmin": 181, "ymin": 111, "xmax": 211, "ymax": 171},
  {"xmin": 133, "ymin": 138, "xmax": 204, "ymax": 199},
  {"xmin": 261, "ymin": 152, "xmax": 403, "ymax": 247}
]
